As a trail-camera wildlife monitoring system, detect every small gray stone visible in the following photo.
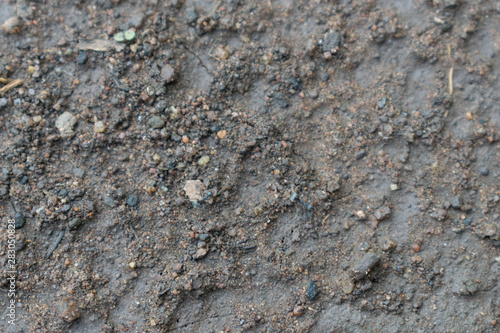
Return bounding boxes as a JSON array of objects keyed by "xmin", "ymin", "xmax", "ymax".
[
  {"xmin": 322, "ymin": 31, "xmax": 340, "ymax": 53},
  {"xmin": 462, "ymin": 217, "xmax": 473, "ymax": 225},
  {"xmin": 104, "ymin": 195, "xmax": 116, "ymax": 208},
  {"xmin": 148, "ymin": 116, "xmax": 165, "ymax": 129},
  {"xmin": 186, "ymin": 7, "xmax": 197, "ymax": 24},
  {"xmin": 351, "ymin": 252, "xmax": 381, "ymax": 281},
  {"xmin": 374, "ymin": 206, "xmax": 391, "ymax": 220},
  {"xmin": 306, "ymin": 281, "xmax": 319, "ymax": 301},
  {"xmin": 77, "ymin": 51, "xmax": 87, "ymax": 65},
  {"xmin": 356, "ymin": 150, "xmax": 366, "ymax": 160},
  {"xmin": 127, "ymin": 194, "xmax": 139, "ymax": 207},
  {"xmin": 73, "ymin": 168, "xmax": 85, "ymax": 178},
  {"xmin": 161, "ymin": 65, "xmax": 175, "ymax": 84},
  {"xmin": 128, "ymin": 12, "xmax": 146, "ymax": 28},
  {"xmin": 56, "ymin": 112, "xmax": 77, "ymax": 138},
  {"xmin": 479, "ymin": 168, "xmax": 489, "ymax": 176},
  {"xmin": 0, "ymin": 186, "xmax": 7, "ymax": 196},
  {"xmin": 61, "ymin": 204, "xmax": 71, "ymax": 212},
  {"xmin": 377, "ymin": 97, "xmax": 387, "ymax": 109},
  {"xmin": 14, "ymin": 213, "xmax": 25, "ymax": 229},
  {"xmin": 0, "ymin": 98, "xmax": 7, "ymax": 108}
]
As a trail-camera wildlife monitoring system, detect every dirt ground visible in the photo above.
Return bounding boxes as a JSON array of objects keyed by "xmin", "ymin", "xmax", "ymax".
[{"xmin": 0, "ymin": 0, "xmax": 499, "ymax": 332}]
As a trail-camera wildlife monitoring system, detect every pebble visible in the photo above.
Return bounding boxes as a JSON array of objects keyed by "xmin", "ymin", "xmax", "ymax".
[
  {"xmin": 56, "ymin": 112, "xmax": 78, "ymax": 138},
  {"xmin": 184, "ymin": 180, "xmax": 203, "ymax": 201},
  {"xmin": 198, "ymin": 155, "xmax": 210, "ymax": 166},
  {"xmin": 127, "ymin": 194, "xmax": 139, "ymax": 207},
  {"xmin": 377, "ymin": 97, "xmax": 387, "ymax": 109},
  {"xmin": 356, "ymin": 150, "xmax": 366, "ymax": 160},
  {"xmin": 77, "ymin": 51, "xmax": 87, "ymax": 65},
  {"xmin": 462, "ymin": 217, "xmax": 472, "ymax": 225},
  {"xmin": 186, "ymin": 7, "xmax": 198, "ymax": 24},
  {"xmin": 293, "ymin": 306, "xmax": 304, "ymax": 317},
  {"xmin": 305, "ymin": 281, "xmax": 319, "ymax": 301},
  {"xmin": 128, "ymin": 13, "xmax": 145, "ymax": 28},
  {"xmin": 322, "ymin": 30, "xmax": 341, "ymax": 53},
  {"xmin": 94, "ymin": 121, "xmax": 107, "ymax": 133},
  {"xmin": 68, "ymin": 218, "xmax": 83, "ymax": 230},
  {"xmin": 14, "ymin": 212, "xmax": 25, "ymax": 229},
  {"xmin": 350, "ymin": 252, "xmax": 381, "ymax": 281},
  {"xmin": 161, "ymin": 65, "xmax": 175, "ymax": 84},
  {"xmin": 0, "ymin": 186, "xmax": 7, "ymax": 196},
  {"xmin": 479, "ymin": 168, "xmax": 489, "ymax": 176},
  {"xmin": 194, "ymin": 248, "xmax": 208, "ymax": 259},
  {"xmin": 381, "ymin": 237, "xmax": 396, "ymax": 251},
  {"xmin": 0, "ymin": 98, "xmax": 7, "ymax": 108},
  {"xmin": 0, "ymin": 16, "xmax": 22, "ymax": 34},
  {"xmin": 374, "ymin": 206, "xmax": 391, "ymax": 220},
  {"xmin": 104, "ymin": 195, "xmax": 116, "ymax": 207},
  {"xmin": 148, "ymin": 116, "xmax": 165, "ymax": 129}
]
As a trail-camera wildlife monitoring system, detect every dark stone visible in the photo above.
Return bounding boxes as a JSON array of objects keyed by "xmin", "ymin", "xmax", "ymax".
[
  {"xmin": 14, "ymin": 212, "xmax": 25, "ymax": 229},
  {"xmin": 127, "ymin": 194, "xmax": 139, "ymax": 207},
  {"xmin": 306, "ymin": 281, "xmax": 319, "ymax": 301},
  {"xmin": 77, "ymin": 51, "xmax": 87, "ymax": 65},
  {"xmin": 20, "ymin": 176, "xmax": 28, "ymax": 184},
  {"xmin": 479, "ymin": 168, "xmax": 489, "ymax": 176},
  {"xmin": 350, "ymin": 252, "xmax": 381, "ymax": 281}
]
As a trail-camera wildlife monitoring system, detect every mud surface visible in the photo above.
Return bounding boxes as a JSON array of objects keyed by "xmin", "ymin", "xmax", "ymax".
[{"xmin": 1, "ymin": 0, "xmax": 499, "ymax": 332}]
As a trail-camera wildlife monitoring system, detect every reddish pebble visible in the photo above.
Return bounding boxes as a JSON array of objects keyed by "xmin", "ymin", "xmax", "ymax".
[{"xmin": 411, "ymin": 244, "xmax": 420, "ymax": 252}]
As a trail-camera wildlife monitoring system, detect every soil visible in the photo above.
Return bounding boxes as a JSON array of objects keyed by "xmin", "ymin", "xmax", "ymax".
[{"xmin": 1, "ymin": 0, "xmax": 499, "ymax": 332}]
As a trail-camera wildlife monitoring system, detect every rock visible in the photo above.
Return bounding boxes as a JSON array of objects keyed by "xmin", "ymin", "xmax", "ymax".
[
  {"xmin": 194, "ymin": 248, "xmax": 208, "ymax": 259},
  {"xmin": 68, "ymin": 218, "xmax": 83, "ymax": 230},
  {"xmin": 14, "ymin": 213, "xmax": 25, "ymax": 229},
  {"xmin": 56, "ymin": 112, "xmax": 77, "ymax": 138},
  {"xmin": 77, "ymin": 51, "xmax": 87, "ymax": 65},
  {"xmin": 340, "ymin": 273, "xmax": 354, "ymax": 294},
  {"xmin": 128, "ymin": 12, "xmax": 146, "ymax": 28},
  {"xmin": 161, "ymin": 65, "xmax": 175, "ymax": 84},
  {"xmin": 104, "ymin": 195, "xmax": 116, "ymax": 207},
  {"xmin": 322, "ymin": 30, "xmax": 340, "ymax": 53},
  {"xmin": 57, "ymin": 297, "xmax": 80, "ymax": 322},
  {"xmin": 356, "ymin": 150, "xmax": 366, "ymax": 160},
  {"xmin": 459, "ymin": 280, "xmax": 480, "ymax": 295},
  {"xmin": 94, "ymin": 121, "xmax": 107, "ymax": 133},
  {"xmin": 293, "ymin": 306, "xmax": 304, "ymax": 317},
  {"xmin": 374, "ymin": 206, "xmax": 391, "ymax": 220},
  {"xmin": 305, "ymin": 281, "xmax": 319, "ymax": 301},
  {"xmin": 1, "ymin": 16, "xmax": 22, "ymax": 34},
  {"xmin": 198, "ymin": 155, "xmax": 210, "ymax": 166},
  {"xmin": 381, "ymin": 237, "xmax": 396, "ymax": 251},
  {"xmin": 148, "ymin": 116, "xmax": 165, "ymax": 129},
  {"xmin": 350, "ymin": 252, "xmax": 381, "ymax": 281},
  {"xmin": 127, "ymin": 194, "xmax": 139, "ymax": 207},
  {"xmin": 0, "ymin": 186, "xmax": 7, "ymax": 196},
  {"xmin": 73, "ymin": 167, "xmax": 84, "ymax": 178},
  {"xmin": 186, "ymin": 7, "xmax": 197, "ymax": 24},
  {"xmin": 0, "ymin": 98, "xmax": 7, "ymax": 108},
  {"xmin": 377, "ymin": 97, "xmax": 387, "ymax": 109},
  {"xmin": 462, "ymin": 217, "xmax": 473, "ymax": 225},
  {"xmin": 184, "ymin": 180, "xmax": 203, "ymax": 201},
  {"xmin": 479, "ymin": 168, "xmax": 489, "ymax": 176},
  {"xmin": 327, "ymin": 175, "xmax": 341, "ymax": 193}
]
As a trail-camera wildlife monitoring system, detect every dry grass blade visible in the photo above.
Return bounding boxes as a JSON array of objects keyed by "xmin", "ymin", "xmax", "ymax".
[{"xmin": 0, "ymin": 78, "xmax": 24, "ymax": 95}]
